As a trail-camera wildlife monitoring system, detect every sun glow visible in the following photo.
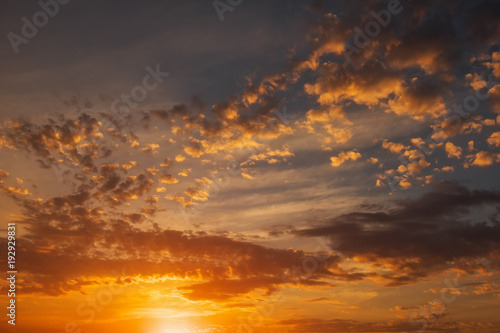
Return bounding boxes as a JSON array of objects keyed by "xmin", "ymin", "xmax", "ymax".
[{"xmin": 158, "ymin": 323, "xmax": 192, "ymax": 333}]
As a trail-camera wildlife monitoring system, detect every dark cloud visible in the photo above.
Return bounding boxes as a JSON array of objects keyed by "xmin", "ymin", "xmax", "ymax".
[
  {"xmin": 0, "ymin": 173, "xmax": 349, "ymax": 298},
  {"xmin": 274, "ymin": 317, "xmax": 461, "ymax": 333},
  {"xmin": 465, "ymin": 0, "xmax": 500, "ymax": 48},
  {"xmin": 294, "ymin": 181, "xmax": 500, "ymax": 286}
]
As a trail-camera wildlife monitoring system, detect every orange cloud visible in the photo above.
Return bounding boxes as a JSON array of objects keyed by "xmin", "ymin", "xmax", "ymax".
[
  {"xmin": 330, "ymin": 151, "xmax": 362, "ymax": 167},
  {"xmin": 445, "ymin": 142, "xmax": 463, "ymax": 159}
]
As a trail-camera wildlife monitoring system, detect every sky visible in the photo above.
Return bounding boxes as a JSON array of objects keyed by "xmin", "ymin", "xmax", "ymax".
[{"xmin": 0, "ymin": 0, "xmax": 500, "ymax": 332}]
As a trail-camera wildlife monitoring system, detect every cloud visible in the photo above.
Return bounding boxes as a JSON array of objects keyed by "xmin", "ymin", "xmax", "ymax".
[
  {"xmin": 330, "ymin": 150, "xmax": 361, "ymax": 167},
  {"xmin": 242, "ymin": 145, "xmax": 294, "ymax": 166},
  {"xmin": 274, "ymin": 316, "xmax": 460, "ymax": 333},
  {"xmin": 159, "ymin": 174, "xmax": 180, "ymax": 184},
  {"xmin": 304, "ymin": 60, "xmax": 404, "ymax": 108},
  {"xmin": 382, "ymin": 140, "xmax": 408, "ymax": 154},
  {"xmin": 487, "ymin": 132, "xmax": 500, "ymax": 147},
  {"xmin": 0, "ymin": 174, "xmax": 350, "ymax": 299},
  {"xmin": 385, "ymin": 13, "xmax": 461, "ymax": 74},
  {"xmin": 178, "ymin": 277, "xmax": 284, "ymax": 301},
  {"xmin": 294, "ymin": 181, "xmax": 500, "ymax": 286},
  {"xmin": 0, "ymin": 114, "xmax": 103, "ymax": 170},
  {"xmin": 178, "ymin": 168, "xmax": 192, "ymax": 177},
  {"xmin": 387, "ymin": 77, "xmax": 447, "ymax": 120},
  {"xmin": 445, "ymin": 142, "xmax": 463, "ymax": 159},
  {"xmin": 470, "ymin": 151, "xmax": 500, "ymax": 167}
]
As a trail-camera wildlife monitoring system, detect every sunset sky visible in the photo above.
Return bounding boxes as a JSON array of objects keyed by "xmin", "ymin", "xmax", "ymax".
[{"xmin": 1, "ymin": 1, "xmax": 500, "ymax": 332}]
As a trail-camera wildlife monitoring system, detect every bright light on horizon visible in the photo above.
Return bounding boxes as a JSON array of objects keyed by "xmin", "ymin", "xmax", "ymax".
[{"xmin": 160, "ymin": 323, "xmax": 192, "ymax": 333}]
